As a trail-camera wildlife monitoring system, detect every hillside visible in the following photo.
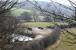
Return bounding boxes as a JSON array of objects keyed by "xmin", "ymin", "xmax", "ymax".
[{"xmin": 16, "ymin": 1, "xmax": 74, "ymax": 17}]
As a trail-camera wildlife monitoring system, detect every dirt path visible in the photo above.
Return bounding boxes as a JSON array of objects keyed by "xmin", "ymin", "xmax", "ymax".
[
  {"xmin": 31, "ymin": 27, "xmax": 54, "ymax": 40},
  {"xmin": 29, "ymin": 27, "xmax": 61, "ymax": 50}
]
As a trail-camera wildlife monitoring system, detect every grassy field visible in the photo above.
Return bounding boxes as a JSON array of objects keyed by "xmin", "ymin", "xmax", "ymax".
[
  {"xmin": 56, "ymin": 28, "xmax": 76, "ymax": 50},
  {"xmin": 21, "ymin": 22, "xmax": 76, "ymax": 50},
  {"xmin": 24, "ymin": 22, "xmax": 55, "ymax": 27},
  {"xmin": 21, "ymin": 22, "xmax": 68, "ymax": 28}
]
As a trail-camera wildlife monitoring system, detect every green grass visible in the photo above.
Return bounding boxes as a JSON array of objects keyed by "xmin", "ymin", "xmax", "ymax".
[
  {"xmin": 56, "ymin": 28, "xmax": 76, "ymax": 50},
  {"xmin": 45, "ymin": 28, "xmax": 76, "ymax": 50},
  {"xmin": 21, "ymin": 22, "xmax": 68, "ymax": 28},
  {"xmin": 21, "ymin": 22, "xmax": 76, "ymax": 50},
  {"xmin": 24, "ymin": 22, "xmax": 54, "ymax": 27}
]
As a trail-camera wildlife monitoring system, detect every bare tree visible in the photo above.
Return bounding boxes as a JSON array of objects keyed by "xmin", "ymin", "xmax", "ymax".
[
  {"xmin": 0, "ymin": 0, "xmax": 18, "ymax": 49},
  {"xmin": 0, "ymin": 0, "xmax": 76, "ymax": 50},
  {"xmin": 68, "ymin": 0, "xmax": 76, "ymax": 20}
]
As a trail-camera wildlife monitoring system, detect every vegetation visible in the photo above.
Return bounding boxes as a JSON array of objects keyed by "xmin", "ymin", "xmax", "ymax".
[
  {"xmin": 0, "ymin": 0, "xmax": 76, "ymax": 50},
  {"xmin": 11, "ymin": 8, "xmax": 32, "ymax": 16},
  {"xmin": 20, "ymin": 22, "xmax": 67, "ymax": 27},
  {"xmin": 17, "ymin": 21, "xmax": 76, "ymax": 50},
  {"xmin": 55, "ymin": 28, "xmax": 76, "ymax": 50},
  {"xmin": 23, "ymin": 22, "xmax": 76, "ymax": 50},
  {"xmin": 0, "ymin": 0, "xmax": 18, "ymax": 50}
]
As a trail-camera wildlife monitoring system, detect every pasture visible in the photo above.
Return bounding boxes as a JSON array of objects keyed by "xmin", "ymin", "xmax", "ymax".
[{"xmin": 20, "ymin": 22, "xmax": 76, "ymax": 50}]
